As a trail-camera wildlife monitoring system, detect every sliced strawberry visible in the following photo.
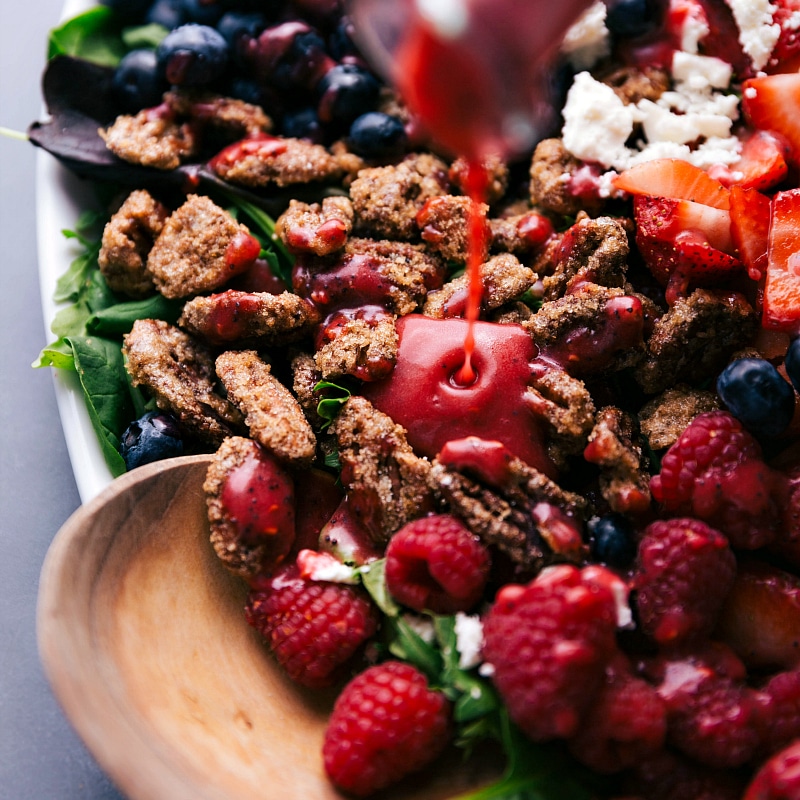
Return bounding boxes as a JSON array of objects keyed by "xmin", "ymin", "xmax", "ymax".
[
  {"xmin": 767, "ymin": 0, "xmax": 800, "ymax": 74},
  {"xmin": 729, "ymin": 185, "xmax": 771, "ymax": 281},
  {"xmin": 742, "ymin": 73, "xmax": 800, "ymax": 165},
  {"xmin": 634, "ymin": 196, "xmax": 742, "ymax": 303},
  {"xmin": 764, "ymin": 188, "xmax": 800, "ymax": 333},
  {"xmin": 714, "ymin": 132, "xmax": 789, "ymax": 192},
  {"xmin": 614, "ymin": 159, "xmax": 731, "ymax": 209}
]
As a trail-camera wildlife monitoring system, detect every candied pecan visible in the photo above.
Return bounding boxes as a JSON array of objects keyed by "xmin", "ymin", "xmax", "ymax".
[
  {"xmin": 525, "ymin": 368, "xmax": 596, "ymax": 469},
  {"xmin": 166, "ymin": 90, "xmax": 272, "ymax": 138},
  {"xmin": 215, "ymin": 350, "xmax": 316, "ymax": 466},
  {"xmin": 330, "ymin": 396, "xmax": 434, "ymax": 544},
  {"xmin": 636, "ymin": 289, "xmax": 759, "ymax": 394},
  {"xmin": 98, "ymin": 189, "xmax": 168, "ymax": 297},
  {"xmin": 315, "ymin": 313, "xmax": 398, "ymax": 381},
  {"xmin": 423, "ymin": 254, "xmax": 536, "ymax": 319},
  {"xmin": 529, "ymin": 138, "xmax": 604, "ymax": 217},
  {"xmin": 541, "ymin": 216, "xmax": 630, "ymax": 301},
  {"xmin": 275, "ymin": 196, "xmax": 354, "ymax": 256},
  {"xmin": 100, "ymin": 107, "xmax": 196, "ymax": 170},
  {"xmin": 584, "ymin": 407, "xmax": 652, "ymax": 516},
  {"xmin": 179, "ymin": 290, "xmax": 320, "ymax": 347},
  {"xmin": 416, "ymin": 194, "xmax": 490, "ymax": 264},
  {"xmin": 290, "ymin": 351, "xmax": 326, "ymax": 430},
  {"xmin": 123, "ymin": 319, "xmax": 243, "ymax": 444},
  {"xmin": 429, "ymin": 448, "xmax": 589, "ymax": 570},
  {"xmin": 638, "ymin": 386, "xmax": 722, "ymax": 451},
  {"xmin": 449, "ymin": 154, "xmax": 509, "ymax": 205},
  {"xmin": 147, "ymin": 194, "xmax": 257, "ymax": 299},
  {"xmin": 211, "ymin": 135, "xmax": 344, "ymax": 187},
  {"xmin": 523, "ymin": 285, "xmax": 646, "ymax": 377},
  {"xmin": 349, "ymin": 153, "xmax": 450, "ymax": 240},
  {"xmin": 204, "ymin": 436, "xmax": 290, "ymax": 579},
  {"xmin": 294, "ymin": 237, "xmax": 446, "ymax": 317},
  {"xmin": 600, "ymin": 65, "xmax": 670, "ymax": 106}
]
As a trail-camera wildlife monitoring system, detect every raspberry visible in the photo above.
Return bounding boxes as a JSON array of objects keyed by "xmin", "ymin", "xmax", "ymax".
[
  {"xmin": 650, "ymin": 411, "xmax": 785, "ymax": 549},
  {"xmin": 244, "ymin": 562, "xmax": 379, "ymax": 688},
  {"xmin": 633, "ymin": 517, "xmax": 736, "ymax": 645},
  {"xmin": 625, "ymin": 749, "xmax": 747, "ymax": 800},
  {"xmin": 384, "ymin": 514, "xmax": 490, "ymax": 614},
  {"xmin": 481, "ymin": 564, "xmax": 619, "ymax": 742},
  {"xmin": 656, "ymin": 658, "xmax": 770, "ymax": 768},
  {"xmin": 567, "ymin": 656, "xmax": 666, "ymax": 774},
  {"xmin": 322, "ymin": 661, "xmax": 451, "ymax": 797},
  {"xmin": 760, "ymin": 670, "xmax": 800, "ymax": 756},
  {"xmin": 745, "ymin": 741, "xmax": 800, "ymax": 800}
]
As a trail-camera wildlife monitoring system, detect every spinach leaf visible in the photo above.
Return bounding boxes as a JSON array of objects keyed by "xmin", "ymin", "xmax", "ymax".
[
  {"xmin": 86, "ymin": 295, "xmax": 184, "ymax": 337},
  {"xmin": 314, "ymin": 379, "xmax": 353, "ymax": 428},
  {"xmin": 67, "ymin": 335, "xmax": 133, "ymax": 476},
  {"xmin": 121, "ymin": 23, "xmax": 168, "ymax": 50},
  {"xmin": 48, "ymin": 7, "xmax": 125, "ymax": 66},
  {"xmin": 32, "ymin": 338, "xmax": 75, "ymax": 371}
]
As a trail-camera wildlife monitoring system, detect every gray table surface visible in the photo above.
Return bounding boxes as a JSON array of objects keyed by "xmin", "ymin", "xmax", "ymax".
[{"xmin": 1, "ymin": 2, "xmax": 125, "ymax": 797}]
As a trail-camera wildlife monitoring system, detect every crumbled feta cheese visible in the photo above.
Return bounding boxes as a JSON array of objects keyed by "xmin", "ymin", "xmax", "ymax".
[
  {"xmin": 402, "ymin": 613, "xmax": 436, "ymax": 643},
  {"xmin": 725, "ymin": 0, "xmax": 781, "ymax": 71},
  {"xmin": 560, "ymin": 1, "xmax": 611, "ymax": 71},
  {"xmin": 681, "ymin": 11, "xmax": 711, "ymax": 54},
  {"xmin": 745, "ymin": 85, "xmax": 758, "ymax": 99},
  {"xmin": 671, "ymin": 51, "xmax": 733, "ymax": 90},
  {"xmin": 454, "ymin": 613, "xmax": 484, "ymax": 669},
  {"xmin": 297, "ymin": 549, "xmax": 359, "ymax": 583},
  {"xmin": 787, "ymin": 11, "xmax": 800, "ymax": 30},
  {"xmin": 561, "ymin": 46, "xmax": 742, "ymax": 173},
  {"xmin": 562, "ymin": 72, "xmax": 636, "ymax": 170}
]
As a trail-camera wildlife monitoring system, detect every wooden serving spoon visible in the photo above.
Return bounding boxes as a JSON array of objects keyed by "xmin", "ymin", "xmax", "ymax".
[{"xmin": 37, "ymin": 454, "xmax": 499, "ymax": 800}]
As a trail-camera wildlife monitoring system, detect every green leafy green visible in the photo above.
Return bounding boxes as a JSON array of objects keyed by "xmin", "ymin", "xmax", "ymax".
[
  {"xmin": 359, "ymin": 559, "xmax": 401, "ymax": 617},
  {"xmin": 121, "ymin": 22, "xmax": 168, "ymax": 50},
  {"xmin": 48, "ymin": 7, "xmax": 126, "ymax": 66},
  {"xmin": 313, "ymin": 379, "xmax": 353, "ymax": 428},
  {"xmin": 86, "ymin": 295, "xmax": 183, "ymax": 337},
  {"xmin": 221, "ymin": 191, "xmax": 295, "ymax": 284}
]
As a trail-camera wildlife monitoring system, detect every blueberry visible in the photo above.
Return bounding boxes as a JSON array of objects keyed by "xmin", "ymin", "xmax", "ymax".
[
  {"xmin": 112, "ymin": 49, "xmax": 167, "ymax": 112},
  {"xmin": 348, "ymin": 112, "xmax": 406, "ymax": 157},
  {"xmin": 120, "ymin": 411, "xmax": 185, "ymax": 471},
  {"xmin": 248, "ymin": 22, "xmax": 332, "ymax": 90},
  {"xmin": 316, "ymin": 63, "xmax": 381, "ymax": 126},
  {"xmin": 785, "ymin": 337, "xmax": 800, "ymax": 393},
  {"xmin": 180, "ymin": 0, "xmax": 224, "ymax": 26},
  {"xmin": 590, "ymin": 513, "xmax": 637, "ymax": 569},
  {"xmin": 146, "ymin": 0, "xmax": 186, "ymax": 30},
  {"xmin": 281, "ymin": 107, "xmax": 324, "ymax": 142},
  {"xmin": 328, "ymin": 15, "xmax": 360, "ymax": 60},
  {"xmin": 217, "ymin": 10, "xmax": 267, "ymax": 49},
  {"xmin": 605, "ymin": 0, "xmax": 660, "ymax": 39},
  {"xmin": 716, "ymin": 357, "xmax": 795, "ymax": 438},
  {"xmin": 156, "ymin": 23, "xmax": 229, "ymax": 87}
]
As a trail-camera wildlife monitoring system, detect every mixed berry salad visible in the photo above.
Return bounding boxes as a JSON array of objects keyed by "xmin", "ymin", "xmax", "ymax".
[{"xmin": 30, "ymin": 0, "xmax": 800, "ymax": 797}]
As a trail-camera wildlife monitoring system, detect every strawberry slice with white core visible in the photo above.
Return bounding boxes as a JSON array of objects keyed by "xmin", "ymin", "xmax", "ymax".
[
  {"xmin": 764, "ymin": 188, "xmax": 800, "ymax": 333},
  {"xmin": 613, "ymin": 158, "xmax": 731, "ymax": 209},
  {"xmin": 742, "ymin": 73, "xmax": 800, "ymax": 165},
  {"xmin": 711, "ymin": 131, "xmax": 789, "ymax": 193},
  {"xmin": 729, "ymin": 185, "xmax": 770, "ymax": 281}
]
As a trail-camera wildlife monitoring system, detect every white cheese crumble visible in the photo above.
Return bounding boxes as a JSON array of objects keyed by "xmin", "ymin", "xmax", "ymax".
[
  {"xmin": 562, "ymin": 72, "xmax": 637, "ymax": 170},
  {"xmin": 401, "ymin": 613, "xmax": 436, "ymax": 643},
  {"xmin": 560, "ymin": 0, "xmax": 611, "ymax": 71},
  {"xmin": 454, "ymin": 612, "xmax": 484, "ymax": 669},
  {"xmin": 561, "ymin": 50, "xmax": 743, "ymax": 175},
  {"xmin": 680, "ymin": 10, "xmax": 710, "ymax": 54},
  {"xmin": 725, "ymin": 0, "xmax": 781, "ymax": 71}
]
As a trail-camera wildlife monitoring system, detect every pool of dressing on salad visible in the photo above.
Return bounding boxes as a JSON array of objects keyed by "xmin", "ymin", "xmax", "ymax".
[{"xmin": 360, "ymin": 0, "xmax": 596, "ymax": 472}]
